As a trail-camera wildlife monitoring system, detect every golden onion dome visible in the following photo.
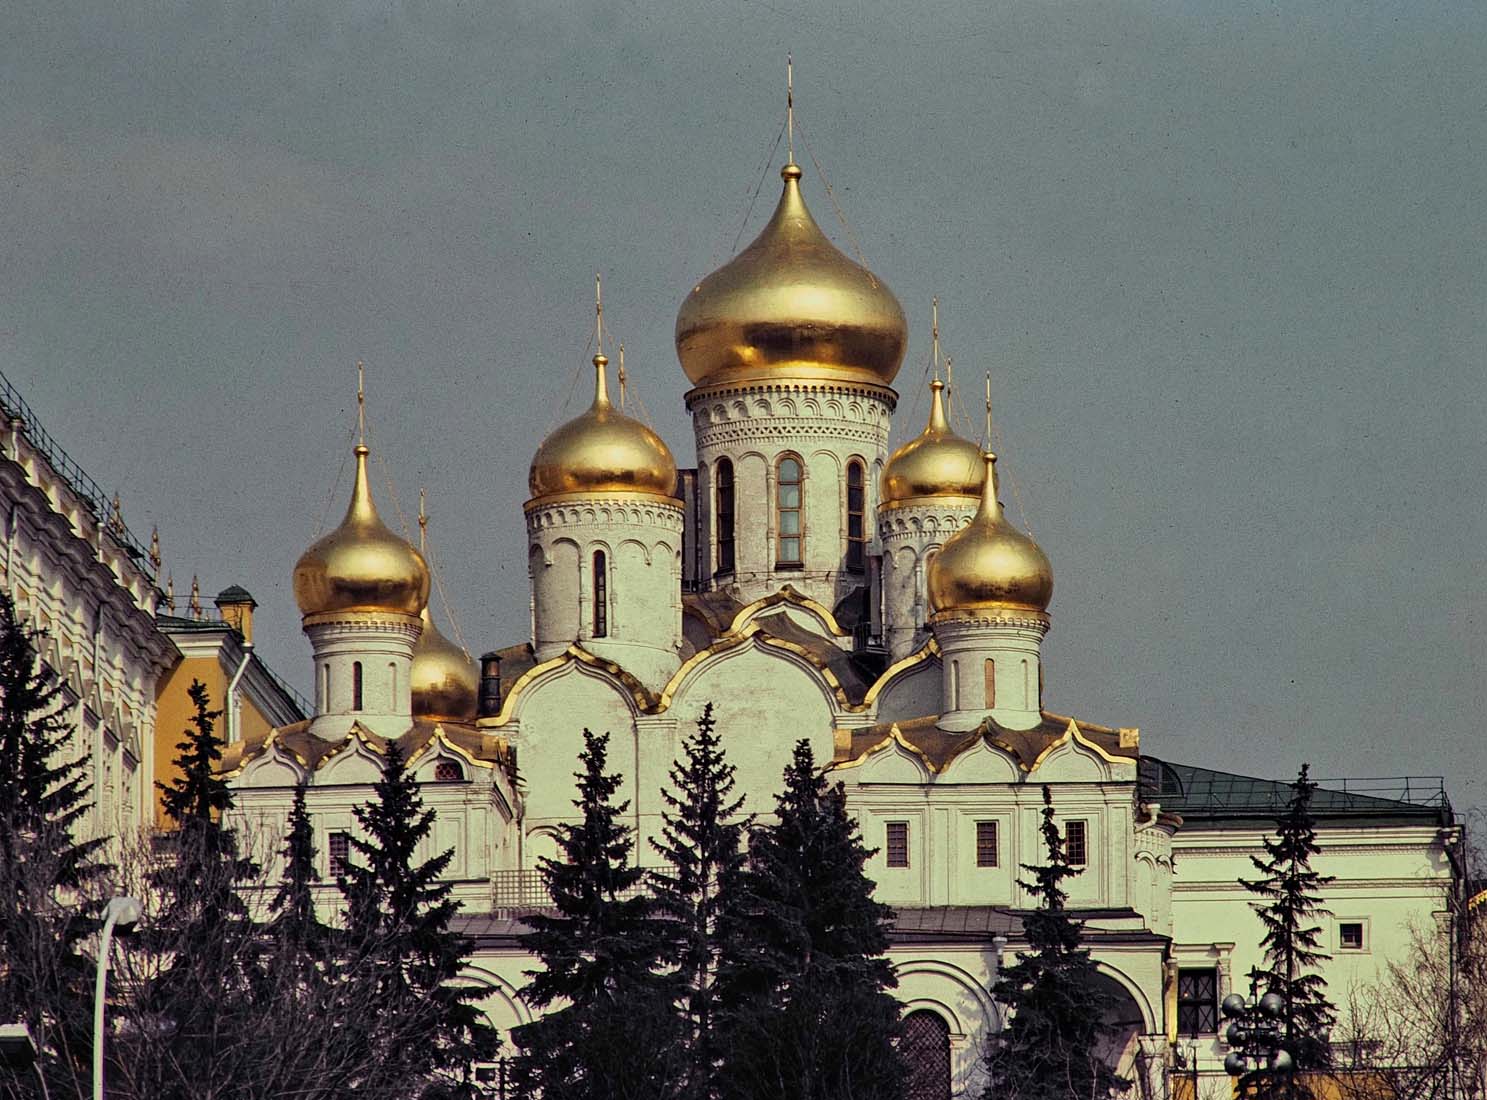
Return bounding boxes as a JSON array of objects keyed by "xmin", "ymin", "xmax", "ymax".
[
  {"xmin": 675, "ymin": 162, "xmax": 908, "ymax": 388},
  {"xmin": 410, "ymin": 606, "xmax": 478, "ymax": 721},
  {"xmin": 927, "ymin": 453, "xmax": 1053, "ymax": 616},
  {"xmin": 882, "ymin": 379, "xmax": 985, "ymax": 503},
  {"xmin": 528, "ymin": 353, "xmax": 679, "ymax": 501},
  {"xmin": 293, "ymin": 445, "xmax": 430, "ymax": 618}
]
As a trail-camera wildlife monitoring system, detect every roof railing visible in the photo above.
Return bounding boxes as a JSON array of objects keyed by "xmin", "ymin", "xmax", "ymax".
[{"xmin": 0, "ymin": 368, "xmax": 155, "ymax": 569}]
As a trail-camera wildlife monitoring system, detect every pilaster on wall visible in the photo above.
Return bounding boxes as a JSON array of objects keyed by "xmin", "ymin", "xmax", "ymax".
[{"xmin": 686, "ymin": 379, "xmax": 895, "ymax": 610}]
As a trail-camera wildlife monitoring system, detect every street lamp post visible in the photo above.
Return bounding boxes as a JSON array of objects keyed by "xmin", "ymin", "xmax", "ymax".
[
  {"xmin": 93, "ymin": 896, "xmax": 142, "ymax": 1100},
  {"xmin": 1221, "ymin": 969, "xmax": 1294, "ymax": 1091}
]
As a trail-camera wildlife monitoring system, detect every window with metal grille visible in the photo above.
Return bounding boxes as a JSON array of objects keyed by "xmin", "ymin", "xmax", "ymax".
[
  {"xmin": 886, "ymin": 821, "xmax": 909, "ymax": 868},
  {"xmin": 329, "ymin": 831, "xmax": 351, "ymax": 876},
  {"xmin": 899, "ymin": 1010, "xmax": 951, "ymax": 1100},
  {"xmin": 975, "ymin": 821, "xmax": 998, "ymax": 867},
  {"xmin": 434, "ymin": 760, "xmax": 463, "ymax": 782},
  {"xmin": 1176, "ymin": 968, "xmax": 1219, "ymax": 1034},
  {"xmin": 776, "ymin": 455, "xmax": 803, "ymax": 566},
  {"xmin": 592, "ymin": 550, "xmax": 608, "ymax": 638},
  {"xmin": 716, "ymin": 459, "xmax": 735, "ymax": 574},
  {"xmin": 351, "ymin": 661, "xmax": 363, "ymax": 711},
  {"xmin": 1064, "ymin": 819, "xmax": 1087, "ymax": 866},
  {"xmin": 846, "ymin": 459, "xmax": 866, "ymax": 572}
]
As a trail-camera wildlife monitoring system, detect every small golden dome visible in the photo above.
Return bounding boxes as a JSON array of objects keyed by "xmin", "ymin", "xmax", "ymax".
[
  {"xmin": 529, "ymin": 354, "xmax": 679, "ymax": 501},
  {"xmin": 927, "ymin": 453, "xmax": 1052, "ymax": 615},
  {"xmin": 675, "ymin": 162, "xmax": 908, "ymax": 388},
  {"xmin": 293, "ymin": 445, "xmax": 430, "ymax": 618},
  {"xmin": 411, "ymin": 606, "xmax": 478, "ymax": 721},
  {"xmin": 882, "ymin": 379, "xmax": 985, "ymax": 503}
]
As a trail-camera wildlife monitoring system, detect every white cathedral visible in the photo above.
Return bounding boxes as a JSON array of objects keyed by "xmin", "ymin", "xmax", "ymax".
[{"xmin": 217, "ymin": 137, "xmax": 1463, "ymax": 1098}]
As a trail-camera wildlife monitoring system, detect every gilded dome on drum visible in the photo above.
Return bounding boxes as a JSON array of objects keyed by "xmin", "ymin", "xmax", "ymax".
[
  {"xmin": 675, "ymin": 163, "xmax": 907, "ymax": 388},
  {"xmin": 410, "ymin": 606, "xmax": 478, "ymax": 722},
  {"xmin": 882, "ymin": 379, "xmax": 985, "ymax": 503},
  {"xmin": 927, "ymin": 453, "xmax": 1052, "ymax": 616}
]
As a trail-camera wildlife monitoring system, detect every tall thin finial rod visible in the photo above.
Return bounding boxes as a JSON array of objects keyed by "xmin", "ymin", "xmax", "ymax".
[
  {"xmin": 786, "ymin": 54, "xmax": 795, "ymax": 165},
  {"xmin": 985, "ymin": 371, "xmax": 994, "ymax": 450},
  {"xmin": 356, "ymin": 360, "xmax": 366, "ymax": 447},
  {"xmin": 617, "ymin": 344, "xmax": 627, "ymax": 410},
  {"xmin": 945, "ymin": 355, "xmax": 954, "ymax": 407},
  {"xmin": 931, "ymin": 298, "xmax": 941, "ymax": 380},
  {"xmin": 418, "ymin": 487, "xmax": 427, "ymax": 554},
  {"xmin": 595, "ymin": 273, "xmax": 604, "ymax": 355}
]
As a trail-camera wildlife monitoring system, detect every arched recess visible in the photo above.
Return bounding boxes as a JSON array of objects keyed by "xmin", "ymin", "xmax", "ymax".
[
  {"xmin": 1090, "ymin": 968, "xmax": 1153, "ymax": 1088},
  {"xmin": 460, "ymin": 964, "xmax": 531, "ymax": 1031}
]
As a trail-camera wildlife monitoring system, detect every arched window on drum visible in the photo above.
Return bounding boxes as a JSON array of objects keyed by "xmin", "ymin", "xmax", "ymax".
[
  {"xmin": 776, "ymin": 454, "xmax": 804, "ymax": 567},
  {"xmin": 900, "ymin": 1009, "xmax": 951, "ymax": 1100},
  {"xmin": 715, "ymin": 458, "xmax": 735, "ymax": 575},
  {"xmin": 846, "ymin": 458, "xmax": 866, "ymax": 572}
]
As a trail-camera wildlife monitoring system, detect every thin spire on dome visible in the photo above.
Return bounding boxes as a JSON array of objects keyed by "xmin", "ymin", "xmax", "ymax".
[
  {"xmin": 927, "ymin": 378, "xmax": 950, "ymax": 433},
  {"xmin": 931, "ymin": 297, "xmax": 941, "ymax": 381},
  {"xmin": 617, "ymin": 344, "xmax": 627, "ymax": 410},
  {"xmin": 977, "ymin": 451, "xmax": 1003, "ymax": 523},
  {"xmin": 786, "ymin": 53, "xmax": 796, "ymax": 169},
  {"xmin": 984, "ymin": 370, "xmax": 993, "ymax": 451},
  {"xmin": 356, "ymin": 360, "xmax": 366, "ymax": 448}
]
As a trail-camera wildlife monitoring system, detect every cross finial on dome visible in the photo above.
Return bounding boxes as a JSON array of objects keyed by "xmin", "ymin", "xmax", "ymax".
[
  {"xmin": 786, "ymin": 54, "xmax": 796, "ymax": 167},
  {"xmin": 418, "ymin": 486, "xmax": 428, "ymax": 554},
  {"xmin": 356, "ymin": 360, "xmax": 366, "ymax": 449},
  {"xmin": 985, "ymin": 370, "xmax": 994, "ymax": 451},
  {"xmin": 931, "ymin": 298, "xmax": 941, "ymax": 381}
]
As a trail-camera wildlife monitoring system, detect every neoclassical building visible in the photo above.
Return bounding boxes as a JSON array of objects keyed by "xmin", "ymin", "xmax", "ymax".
[{"xmin": 222, "ymin": 136, "xmax": 1463, "ymax": 1098}]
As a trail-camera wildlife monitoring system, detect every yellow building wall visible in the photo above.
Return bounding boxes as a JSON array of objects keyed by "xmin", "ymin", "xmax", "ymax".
[{"xmin": 154, "ymin": 651, "xmax": 280, "ymax": 827}]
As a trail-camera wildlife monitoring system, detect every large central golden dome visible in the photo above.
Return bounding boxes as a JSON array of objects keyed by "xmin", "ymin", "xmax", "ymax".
[
  {"xmin": 294, "ymin": 445, "xmax": 430, "ymax": 619},
  {"xmin": 675, "ymin": 163, "xmax": 908, "ymax": 388},
  {"xmin": 529, "ymin": 354, "xmax": 679, "ymax": 501},
  {"xmin": 927, "ymin": 453, "xmax": 1053, "ymax": 616},
  {"xmin": 882, "ymin": 379, "xmax": 985, "ymax": 503}
]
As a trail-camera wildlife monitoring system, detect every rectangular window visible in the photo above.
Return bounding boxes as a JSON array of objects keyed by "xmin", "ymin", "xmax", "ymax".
[
  {"xmin": 885, "ymin": 821, "xmax": 910, "ymax": 868},
  {"xmin": 1064, "ymin": 820, "xmax": 1087, "ymax": 866},
  {"xmin": 329, "ymin": 831, "xmax": 351, "ymax": 877},
  {"xmin": 1176, "ymin": 968, "xmax": 1219, "ymax": 1034},
  {"xmin": 975, "ymin": 821, "xmax": 998, "ymax": 867},
  {"xmin": 983, "ymin": 658, "xmax": 996, "ymax": 708},
  {"xmin": 1339, "ymin": 921, "xmax": 1366, "ymax": 951}
]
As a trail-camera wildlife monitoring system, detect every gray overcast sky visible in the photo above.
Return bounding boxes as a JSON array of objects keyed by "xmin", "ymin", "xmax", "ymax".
[{"xmin": 5, "ymin": 0, "xmax": 1485, "ymax": 813}]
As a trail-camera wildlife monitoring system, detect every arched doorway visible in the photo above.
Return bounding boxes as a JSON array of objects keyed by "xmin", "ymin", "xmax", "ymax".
[{"xmin": 900, "ymin": 1009, "xmax": 952, "ymax": 1100}]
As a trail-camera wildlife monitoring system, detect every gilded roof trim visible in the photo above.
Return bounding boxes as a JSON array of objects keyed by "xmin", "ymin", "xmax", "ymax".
[
  {"xmin": 478, "ymin": 644, "xmax": 656, "ymax": 728},
  {"xmin": 725, "ymin": 584, "xmax": 849, "ymax": 639},
  {"xmin": 1027, "ymin": 719, "xmax": 1137, "ymax": 773},
  {"xmin": 861, "ymin": 636, "xmax": 940, "ymax": 706},
  {"xmin": 832, "ymin": 723, "xmax": 939, "ymax": 775}
]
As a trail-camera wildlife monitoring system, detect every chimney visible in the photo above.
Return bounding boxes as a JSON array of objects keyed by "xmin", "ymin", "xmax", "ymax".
[
  {"xmin": 214, "ymin": 586, "xmax": 258, "ymax": 644},
  {"xmin": 478, "ymin": 651, "xmax": 502, "ymax": 718}
]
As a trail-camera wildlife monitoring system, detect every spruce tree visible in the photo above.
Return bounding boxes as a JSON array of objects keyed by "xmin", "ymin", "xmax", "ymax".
[
  {"xmin": 650, "ymin": 703, "xmax": 750, "ymax": 1100},
  {"xmin": 119, "ymin": 679, "xmax": 261, "ymax": 1100},
  {"xmin": 982, "ymin": 785, "xmax": 1127, "ymax": 1100},
  {"xmin": 269, "ymin": 781, "xmax": 322, "ymax": 949},
  {"xmin": 0, "ymin": 593, "xmax": 106, "ymax": 1100},
  {"xmin": 718, "ymin": 738, "xmax": 904, "ymax": 1100},
  {"xmin": 1240, "ymin": 763, "xmax": 1337, "ymax": 1081},
  {"xmin": 338, "ymin": 741, "xmax": 497, "ymax": 1100},
  {"xmin": 512, "ymin": 728, "xmax": 677, "ymax": 1100}
]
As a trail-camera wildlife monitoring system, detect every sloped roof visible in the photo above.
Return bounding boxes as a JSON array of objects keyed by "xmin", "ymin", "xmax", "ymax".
[
  {"xmin": 1140, "ymin": 757, "xmax": 1452, "ymax": 827},
  {"xmin": 837, "ymin": 711, "xmax": 1140, "ymax": 775},
  {"xmin": 220, "ymin": 716, "xmax": 514, "ymax": 777}
]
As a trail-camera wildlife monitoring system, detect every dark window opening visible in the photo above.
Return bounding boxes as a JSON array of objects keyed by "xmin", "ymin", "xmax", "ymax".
[
  {"xmin": 846, "ymin": 459, "xmax": 866, "ymax": 572},
  {"xmin": 1177, "ymin": 967, "xmax": 1219, "ymax": 1034},
  {"xmin": 434, "ymin": 760, "xmax": 464, "ymax": 782},
  {"xmin": 1064, "ymin": 819, "xmax": 1087, "ymax": 866},
  {"xmin": 716, "ymin": 459, "xmax": 735, "ymax": 574},
  {"xmin": 900, "ymin": 1010, "xmax": 951, "ymax": 1100},
  {"xmin": 776, "ymin": 455, "xmax": 803, "ymax": 566},
  {"xmin": 351, "ymin": 662, "xmax": 363, "ymax": 712},
  {"xmin": 975, "ymin": 821, "xmax": 998, "ymax": 867},
  {"xmin": 329, "ymin": 831, "xmax": 351, "ymax": 877},
  {"xmin": 592, "ymin": 551, "xmax": 608, "ymax": 638},
  {"xmin": 886, "ymin": 821, "xmax": 910, "ymax": 868},
  {"xmin": 1339, "ymin": 922, "xmax": 1365, "ymax": 950}
]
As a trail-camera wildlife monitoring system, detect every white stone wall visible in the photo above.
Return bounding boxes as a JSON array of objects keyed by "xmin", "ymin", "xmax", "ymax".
[
  {"xmin": 878, "ymin": 499, "xmax": 977, "ymax": 661},
  {"xmin": 526, "ymin": 493, "xmax": 683, "ymax": 692},
  {"xmin": 0, "ymin": 419, "xmax": 176, "ymax": 842},
  {"xmin": 686, "ymin": 380, "xmax": 894, "ymax": 609},
  {"xmin": 931, "ymin": 613, "xmax": 1047, "ymax": 731},
  {"xmin": 304, "ymin": 613, "xmax": 420, "ymax": 741}
]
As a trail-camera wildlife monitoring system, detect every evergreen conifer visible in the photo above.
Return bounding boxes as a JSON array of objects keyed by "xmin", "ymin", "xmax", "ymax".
[
  {"xmin": 718, "ymin": 738, "xmax": 904, "ymax": 1100},
  {"xmin": 650, "ymin": 703, "xmax": 750, "ymax": 1100},
  {"xmin": 269, "ymin": 781, "xmax": 321, "ymax": 949},
  {"xmin": 982, "ymin": 785, "xmax": 1128, "ymax": 1100},
  {"xmin": 1240, "ymin": 763, "xmax": 1338, "ymax": 1082},
  {"xmin": 338, "ymin": 741, "xmax": 497, "ymax": 1099},
  {"xmin": 512, "ymin": 728, "xmax": 676, "ymax": 1100},
  {"xmin": 0, "ymin": 593, "xmax": 106, "ymax": 1099}
]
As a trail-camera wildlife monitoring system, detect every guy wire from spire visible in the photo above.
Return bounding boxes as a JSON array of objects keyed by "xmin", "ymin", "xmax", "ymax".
[
  {"xmin": 727, "ymin": 118, "xmax": 787, "ymax": 258},
  {"xmin": 795, "ymin": 119, "xmax": 875, "ymax": 284},
  {"xmin": 419, "ymin": 489, "xmax": 471, "ymax": 656},
  {"xmin": 316, "ymin": 418, "xmax": 358, "ymax": 536}
]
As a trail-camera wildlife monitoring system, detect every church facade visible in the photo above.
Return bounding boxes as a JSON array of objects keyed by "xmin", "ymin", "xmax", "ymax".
[{"xmin": 221, "ymin": 138, "xmax": 1463, "ymax": 1097}]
